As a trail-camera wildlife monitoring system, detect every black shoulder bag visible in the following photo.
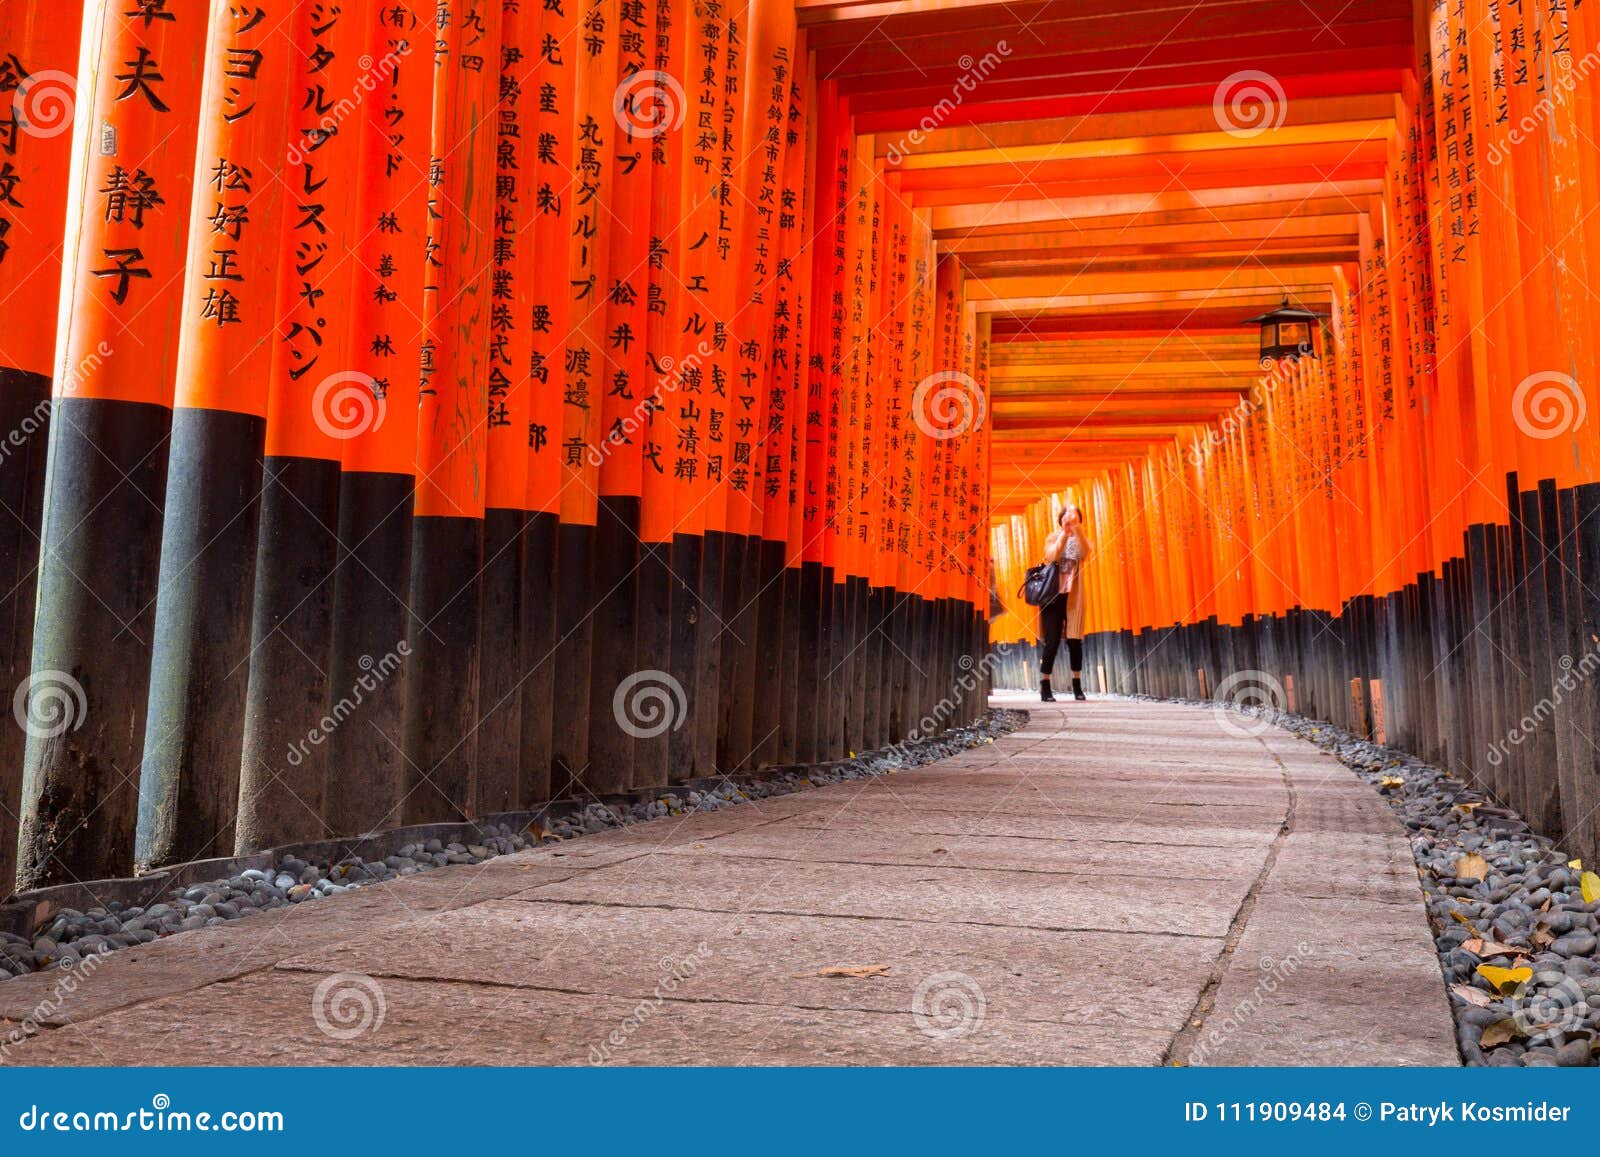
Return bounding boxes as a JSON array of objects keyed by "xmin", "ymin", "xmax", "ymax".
[{"xmin": 1019, "ymin": 561, "xmax": 1060, "ymax": 607}]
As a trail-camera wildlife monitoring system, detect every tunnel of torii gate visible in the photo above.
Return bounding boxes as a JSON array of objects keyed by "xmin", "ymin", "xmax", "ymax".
[{"xmin": 0, "ymin": 0, "xmax": 1597, "ymax": 901}]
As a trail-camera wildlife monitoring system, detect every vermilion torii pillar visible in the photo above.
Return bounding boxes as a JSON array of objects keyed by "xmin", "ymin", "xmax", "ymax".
[
  {"xmin": 236, "ymin": 0, "xmax": 369, "ymax": 853},
  {"xmin": 0, "ymin": 1, "xmax": 82, "ymax": 896},
  {"xmin": 588, "ymin": 0, "xmax": 651, "ymax": 795},
  {"xmin": 634, "ymin": 0, "xmax": 688, "ymax": 792},
  {"xmin": 522, "ymin": 0, "xmax": 577, "ymax": 805},
  {"xmin": 137, "ymin": 0, "xmax": 298, "ymax": 870},
  {"xmin": 667, "ymin": 0, "xmax": 729, "ymax": 783},
  {"xmin": 17, "ymin": 1, "xmax": 204, "ymax": 888},
  {"xmin": 402, "ymin": 0, "xmax": 501, "ymax": 824},
  {"xmin": 324, "ymin": 0, "xmax": 430, "ymax": 837},
  {"xmin": 550, "ymin": 0, "xmax": 618, "ymax": 800},
  {"xmin": 476, "ymin": 0, "xmax": 535, "ymax": 815}
]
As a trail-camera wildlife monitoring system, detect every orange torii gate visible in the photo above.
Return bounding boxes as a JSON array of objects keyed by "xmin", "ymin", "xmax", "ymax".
[
  {"xmin": 0, "ymin": 0, "xmax": 989, "ymax": 896},
  {"xmin": 986, "ymin": 0, "xmax": 1600, "ymax": 866},
  {"xmin": 10, "ymin": 0, "xmax": 1600, "ymax": 898}
]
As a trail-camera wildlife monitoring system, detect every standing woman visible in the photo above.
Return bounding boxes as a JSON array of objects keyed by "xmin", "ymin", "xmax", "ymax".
[{"xmin": 1039, "ymin": 505, "xmax": 1091, "ymax": 701}]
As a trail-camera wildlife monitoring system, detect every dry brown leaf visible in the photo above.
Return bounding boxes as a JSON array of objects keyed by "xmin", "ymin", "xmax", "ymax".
[
  {"xmin": 1481, "ymin": 1019, "xmax": 1521, "ymax": 1048},
  {"xmin": 1450, "ymin": 983, "xmax": 1492, "ymax": 1008},
  {"xmin": 1531, "ymin": 927, "xmax": 1556, "ymax": 950},
  {"xmin": 1456, "ymin": 853, "xmax": 1490, "ymax": 882},
  {"xmin": 1463, "ymin": 938, "xmax": 1524, "ymax": 958},
  {"xmin": 796, "ymin": 964, "xmax": 891, "ymax": 980}
]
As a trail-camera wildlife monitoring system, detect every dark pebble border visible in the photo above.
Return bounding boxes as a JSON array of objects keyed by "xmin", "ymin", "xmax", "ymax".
[
  {"xmin": 0, "ymin": 709, "xmax": 1027, "ymax": 986},
  {"xmin": 1142, "ymin": 695, "xmax": 1600, "ymax": 1068}
]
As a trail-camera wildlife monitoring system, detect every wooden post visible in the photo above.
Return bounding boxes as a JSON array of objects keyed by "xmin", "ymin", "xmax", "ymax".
[
  {"xmin": 17, "ymin": 1, "xmax": 205, "ymax": 888},
  {"xmin": 402, "ymin": 0, "xmax": 502, "ymax": 823},
  {"xmin": 0, "ymin": 0, "xmax": 82, "ymax": 895}
]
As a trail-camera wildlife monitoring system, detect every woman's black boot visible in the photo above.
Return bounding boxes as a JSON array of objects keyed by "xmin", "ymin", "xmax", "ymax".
[
  {"xmin": 1040, "ymin": 678, "xmax": 1056, "ymax": 702},
  {"xmin": 1072, "ymin": 676, "xmax": 1086, "ymax": 701}
]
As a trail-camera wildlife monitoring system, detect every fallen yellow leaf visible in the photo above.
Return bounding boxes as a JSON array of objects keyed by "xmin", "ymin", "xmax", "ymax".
[
  {"xmin": 1568, "ymin": 858, "xmax": 1583, "ymax": 871},
  {"xmin": 1456, "ymin": 853, "xmax": 1490, "ymax": 882},
  {"xmin": 1582, "ymin": 871, "xmax": 1600, "ymax": 906},
  {"xmin": 1476, "ymin": 964, "xmax": 1532, "ymax": 993},
  {"xmin": 1379, "ymin": 775, "xmax": 1405, "ymax": 789},
  {"xmin": 1450, "ymin": 911, "xmax": 1484, "ymax": 937},
  {"xmin": 1456, "ymin": 801, "xmax": 1483, "ymax": 814}
]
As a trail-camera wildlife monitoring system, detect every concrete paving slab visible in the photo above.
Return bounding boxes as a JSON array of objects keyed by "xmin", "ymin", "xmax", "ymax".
[
  {"xmin": 516, "ymin": 856, "xmax": 1248, "ymax": 938},
  {"xmin": 0, "ymin": 864, "xmax": 586, "ymax": 1027},
  {"xmin": 1186, "ymin": 896, "xmax": 1456, "ymax": 1067},
  {"xmin": 274, "ymin": 900, "xmax": 1221, "ymax": 1033},
  {"xmin": 782, "ymin": 804, "xmax": 1280, "ymax": 849},
  {"xmin": 5, "ymin": 970, "xmax": 1172, "ymax": 1066},
  {"xmin": 0, "ymin": 697, "xmax": 1459, "ymax": 1067},
  {"xmin": 642, "ymin": 822, "xmax": 1271, "ymax": 882}
]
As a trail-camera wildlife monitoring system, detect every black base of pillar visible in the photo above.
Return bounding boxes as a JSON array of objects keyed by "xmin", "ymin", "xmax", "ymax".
[
  {"xmin": 694, "ymin": 529, "xmax": 727, "ymax": 775},
  {"xmin": 718, "ymin": 531, "xmax": 759, "ymax": 772},
  {"xmin": 401, "ymin": 513, "xmax": 483, "ymax": 824},
  {"xmin": 633, "ymin": 536, "xmax": 673, "ymax": 789},
  {"xmin": 477, "ymin": 506, "xmax": 525, "ymax": 814},
  {"xmin": 324, "ymin": 470, "xmax": 414, "ymax": 837},
  {"xmin": 587, "ymin": 496, "xmax": 639, "ymax": 796},
  {"xmin": 551, "ymin": 520, "xmax": 595, "ymax": 799},
  {"xmin": 138, "ymin": 406, "xmax": 265, "ymax": 867},
  {"xmin": 519, "ymin": 510, "xmax": 559, "ymax": 804},
  {"xmin": 17, "ymin": 397, "xmax": 169, "ymax": 890},
  {"xmin": 752, "ymin": 538, "xmax": 787, "ymax": 768},
  {"xmin": 236, "ymin": 455, "xmax": 341, "ymax": 853},
  {"xmin": 0, "ymin": 367, "xmax": 50, "ymax": 898},
  {"xmin": 667, "ymin": 532, "xmax": 702, "ymax": 785}
]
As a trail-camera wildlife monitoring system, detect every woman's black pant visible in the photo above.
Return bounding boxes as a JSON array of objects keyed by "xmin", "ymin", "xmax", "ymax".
[{"xmin": 1038, "ymin": 595, "xmax": 1082, "ymax": 677}]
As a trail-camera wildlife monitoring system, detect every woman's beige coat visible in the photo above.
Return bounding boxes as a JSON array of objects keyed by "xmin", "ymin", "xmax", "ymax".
[{"xmin": 1042, "ymin": 528, "xmax": 1089, "ymax": 639}]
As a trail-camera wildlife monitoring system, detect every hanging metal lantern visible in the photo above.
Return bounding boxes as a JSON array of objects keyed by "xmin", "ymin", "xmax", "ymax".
[{"xmin": 1244, "ymin": 297, "xmax": 1322, "ymax": 362}]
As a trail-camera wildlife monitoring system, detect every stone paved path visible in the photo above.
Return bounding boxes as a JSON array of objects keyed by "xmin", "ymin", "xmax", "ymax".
[{"xmin": 0, "ymin": 696, "xmax": 1458, "ymax": 1065}]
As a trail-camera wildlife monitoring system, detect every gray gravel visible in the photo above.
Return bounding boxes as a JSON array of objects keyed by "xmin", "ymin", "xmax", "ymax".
[
  {"xmin": 0, "ymin": 709, "xmax": 1025, "ymax": 983},
  {"xmin": 1143, "ymin": 693, "xmax": 1599, "ymax": 1068}
]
